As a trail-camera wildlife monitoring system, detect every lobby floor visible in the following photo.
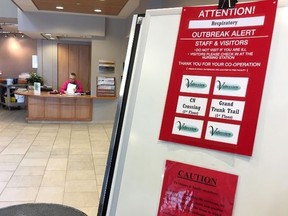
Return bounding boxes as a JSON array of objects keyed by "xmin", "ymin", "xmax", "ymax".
[{"xmin": 0, "ymin": 108, "xmax": 112, "ymax": 216}]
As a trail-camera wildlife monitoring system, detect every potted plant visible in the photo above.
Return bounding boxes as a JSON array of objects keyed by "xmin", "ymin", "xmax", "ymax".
[{"xmin": 26, "ymin": 72, "xmax": 44, "ymax": 86}]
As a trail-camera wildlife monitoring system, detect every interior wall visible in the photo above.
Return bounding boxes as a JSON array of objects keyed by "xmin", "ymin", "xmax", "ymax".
[
  {"xmin": 17, "ymin": 10, "xmax": 106, "ymax": 39},
  {"xmin": 91, "ymin": 18, "xmax": 128, "ymax": 122},
  {"xmin": 37, "ymin": 40, "xmax": 58, "ymax": 88},
  {"xmin": 0, "ymin": 37, "xmax": 37, "ymax": 78},
  {"xmin": 0, "ymin": 0, "xmax": 17, "ymax": 18}
]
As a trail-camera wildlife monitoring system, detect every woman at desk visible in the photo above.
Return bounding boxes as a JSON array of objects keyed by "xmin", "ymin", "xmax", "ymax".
[{"xmin": 60, "ymin": 72, "xmax": 84, "ymax": 94}]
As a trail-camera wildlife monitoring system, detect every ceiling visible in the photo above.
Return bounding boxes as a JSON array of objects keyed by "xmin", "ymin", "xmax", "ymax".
[
  {"xmin": 12, "ymin": 0, "xmax": 132, "ymax": 17},
  {"xmin": 0, "ymin": 0, "xmax": 138, "ymax": 39}
]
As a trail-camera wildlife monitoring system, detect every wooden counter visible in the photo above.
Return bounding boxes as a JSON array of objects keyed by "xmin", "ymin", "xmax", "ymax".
[{"xmin": 15, "ymin": 90, "xmax": 97, "ymax": 121}]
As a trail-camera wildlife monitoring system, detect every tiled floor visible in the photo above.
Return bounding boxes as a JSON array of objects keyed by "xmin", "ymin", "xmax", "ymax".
[{"xmin": 0, "ymin": 108, "xmax": 112, "ymax": 216}]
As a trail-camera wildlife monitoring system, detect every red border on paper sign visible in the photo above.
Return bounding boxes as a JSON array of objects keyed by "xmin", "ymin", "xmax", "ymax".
[
  {"xmin": 159, "ymin": 0, "xmax": 277, "ymax": 156},
  {"xmin": 157, "ymin": 160, "xmax": 238, "ymax": 216}
]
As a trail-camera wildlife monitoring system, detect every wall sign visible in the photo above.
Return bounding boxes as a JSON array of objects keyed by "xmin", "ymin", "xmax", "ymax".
[
  {"xmin": 157, "ymin": 160, "xmax": 238, "ymax": 216},
  {"xmin": 159, "ymin": 0, "xmax": 277, "ymax": 156}
]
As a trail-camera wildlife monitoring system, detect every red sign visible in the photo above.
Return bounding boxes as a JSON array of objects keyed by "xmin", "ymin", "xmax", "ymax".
[
  {"xmin": 157, "ymin": 160, "xmax": 238, "ymax": 216},
  {"xmin": 159, "ymin": 0, "xmax": 277, "ymax": 156}
]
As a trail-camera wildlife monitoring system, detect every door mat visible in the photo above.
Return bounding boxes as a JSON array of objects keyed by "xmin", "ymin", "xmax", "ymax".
[{"xmin": 0, "ymin": 203, "xmax": 88, "ymax": 216}]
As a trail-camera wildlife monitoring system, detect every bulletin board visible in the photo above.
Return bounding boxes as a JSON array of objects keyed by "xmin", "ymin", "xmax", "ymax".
[
  {"xmin": 159, "ymin": 1, "xmax": 277, "ymax": 156},
  {"xmin": 106, "ymin": 2, "xmax": 288, "ymax": 216}
]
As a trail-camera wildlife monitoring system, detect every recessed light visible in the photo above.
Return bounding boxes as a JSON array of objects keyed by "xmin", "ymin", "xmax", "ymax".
[
  {"xmin": 56, "ymin": 6, "xmax": 64, "ymax": 10},
  {"xmin": 94, "ymin": 9, "xmax": 102, "ymax": 13}
]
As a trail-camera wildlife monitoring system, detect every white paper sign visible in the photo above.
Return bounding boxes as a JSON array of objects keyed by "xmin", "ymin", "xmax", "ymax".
[
  {"xmin": 180, "ymin": 75, "xmax": 212, "ymax": 94},
  {"xmin": 67, "ymin": 83, "xmax": 77, "ymax": 95},
  {"xmin": 189, "ymin": 16, "xmax": 265, "ymax": 29},
  {"xmin": 209, "ymin": 99, "xmax": 245, "ymax": 121},
  {"xmin": 213, "ymin": 77, "xmax": 249, "ymax": 97},
  {"xmin": 176, "ymin": 96, "xmax": 208, "ymax": 116},
  {"xmin": 33, "ymin": 82, "xmax": 41, "ymax": 95},
  {"xmin": 172, "ymin": 117, "xmax": 203, "ymax": 138},
  {"xmin": 205, "ymin": 121, "xmax": 240, "ymax": 145}
]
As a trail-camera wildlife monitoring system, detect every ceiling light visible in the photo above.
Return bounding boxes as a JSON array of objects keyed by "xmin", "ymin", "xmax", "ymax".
[
  {"xmin": 94, "ymin": 9, "xmax": 102, "ymax": 13},
  {"xmin": 56, "ymin": 6, "xmax": 64, "ymax": 10},
  {"xmin": 42, "ymin": 33, "xmax": 55, "ymax": 40}
]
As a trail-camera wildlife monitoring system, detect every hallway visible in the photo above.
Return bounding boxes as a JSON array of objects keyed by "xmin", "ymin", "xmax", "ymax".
[{"xmin": 0, "ymin": 108, "xmax": 112, "ymax": 216}]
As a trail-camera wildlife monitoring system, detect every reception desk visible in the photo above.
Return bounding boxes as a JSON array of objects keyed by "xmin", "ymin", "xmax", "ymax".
[{"xmin": 16, "ymin": 90, "xmax": 99, "ymax": 121}]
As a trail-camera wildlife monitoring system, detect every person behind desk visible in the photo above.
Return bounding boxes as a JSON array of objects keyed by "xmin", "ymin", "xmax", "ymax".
[{"xmin": 60, "ymin": 72, "xmax": 84, "ymax": 94}]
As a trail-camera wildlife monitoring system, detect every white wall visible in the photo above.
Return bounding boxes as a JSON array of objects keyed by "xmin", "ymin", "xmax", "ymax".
[
  {"xmin": 37, "ymin": 40, "xmax": 57, "ymax": 88},
  {"xmin": 0, "ymin": 38, "xmax": 37, "ymax": 78},
  {"xmin": 91, "ymin": 18, "xmax": 128, "ymax": 122},
  {"xmin": 0, "ymin": 0, "xmax": 17, "ymax": 18},
  {"xmin": 17, "ymin": 10, "xmax": 106, "ymax": 39}
]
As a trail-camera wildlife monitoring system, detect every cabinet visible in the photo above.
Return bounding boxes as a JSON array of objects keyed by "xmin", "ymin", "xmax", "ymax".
[
  {"xmin": 0, "ymin": 83, "xmax": 28, "ymax": 110},
  {"xmin": 14, "ymin": 91, "xmax": 93, "ymax": 121}
]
